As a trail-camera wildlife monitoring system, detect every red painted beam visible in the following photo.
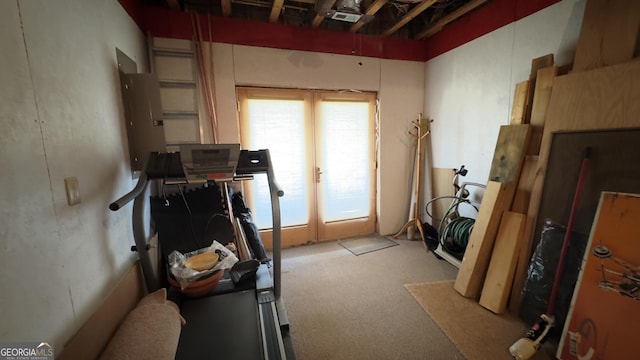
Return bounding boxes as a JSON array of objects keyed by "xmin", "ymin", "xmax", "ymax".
[
  {"xmin": 141, "ymin": 6, "xmax": 427, "ymax": 61},
  {"xmin": 119, "ymin": 0, "xmax": 561, "ymax": 62},
  {"xmin": 515, "ymin": 0, "xmax": 562, "ymax": 20},
  {"xmin": 425, "ymin": 0, "xmax": 561, "ymax": 60},
  {"xmin": 118, "ymin": 0, "xmax": 144, "ymax": 26}
]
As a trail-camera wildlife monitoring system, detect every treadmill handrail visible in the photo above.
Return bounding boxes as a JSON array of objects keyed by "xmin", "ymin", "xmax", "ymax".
[
  {"xmin": 107, "ymin": 154, "xmax": 160, "ymax": 291},
  {"xmin": 109, "ymin": 159, "xmax": 149, "ymax": 211},
  {"xmin": 271, "ymin": 178, "xmax": 284, "ymax": 198},
  {"xmin": 265, "ymin": 153, "xmax": 284, "ymax": 198}
]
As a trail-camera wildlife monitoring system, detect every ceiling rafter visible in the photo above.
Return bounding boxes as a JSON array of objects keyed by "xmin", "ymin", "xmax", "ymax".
[
  {"xmin": 269, "ymin": 0, "xmax": 285, "ymax": 22},
  {"xmin": 166, "ymin": 0, "xmax": 181, "ymax": 9},
  {"xmin": 311, "ymin": 0, "xmax": 337, "ymax": 27},
  {"xmin": 382, "ymin": 0, "xmax": 438, "ymax": 37},
  {"xmin": 159, "ymin": 0, "xmax": 491, "ymax": 40},
  {"xmin": 221, "ymin": 0, "xmax": 232, "ymax": 17},
  {"xmin": 349, "ymin": 0, "xmax": 389, "ymax": 33},
  {"xmin": 415, "ymin": 0, "xmax": 489, "ymax": 39}
]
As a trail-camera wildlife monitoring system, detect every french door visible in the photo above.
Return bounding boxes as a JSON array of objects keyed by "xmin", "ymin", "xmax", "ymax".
[{"xmin": 236, "ymin": 87, "xmax": 377, "ymax": 247}]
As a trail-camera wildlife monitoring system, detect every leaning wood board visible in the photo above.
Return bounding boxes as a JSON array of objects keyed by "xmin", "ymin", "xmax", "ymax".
[
  {"xmin": 511, "ymin": 155, "xmax": 538, "ymax": 214},
  {"xmin": 523, "ymin": 61, "xmax": 640, "ymax": 308},
  {"xmin": 525, "ymin": 54, "xmax": 554, "ymax": 123},
  {"xmin": 508, "ymin": 215, "xmax": 536, "ymax": 314},
  {"xmin": 510, "ymin": 174, "xmax": 536, "ymax": 313},
  {"xmin": 488, "ymin": 124, "xmax": 532, "ymax": 184},
  {"xmin": 572, "ymin": 0, "xmax": 640, "ymax": 72},
  {"xmin": 479, "ymin": 211, "xmax": 526, "ymax": 314},
  {"xmin": 527, "ymin": 66, "xmax": 558, "ymax": 155},
  {"xmin": 509, "ymin": 80, "xmax": 530, "ymax": 125},
  {"xmin": 557, "ymin": 192, "xmax": 640, "ymax": 359},
  {"xmin": 454, "ymin": 181, "xmax": 514, "ymax": 298},
  {"xmin": 527, "ymin": 60, "xmax": 640, "ymax": 249}
]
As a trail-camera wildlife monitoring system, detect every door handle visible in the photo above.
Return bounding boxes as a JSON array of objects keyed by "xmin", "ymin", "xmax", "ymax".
[{"xmin": 316, "ymin": 167, "xmax": 323, "ymax": 183}]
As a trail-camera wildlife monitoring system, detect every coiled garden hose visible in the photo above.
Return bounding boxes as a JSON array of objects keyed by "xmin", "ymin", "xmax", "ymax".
[
  {"xmin": 425, "ymin": 195, "xmax": 478, "ymax": 259},
  {"xmin": 440, "ymin": 216, "xmax": 475, "ymax": 257}
]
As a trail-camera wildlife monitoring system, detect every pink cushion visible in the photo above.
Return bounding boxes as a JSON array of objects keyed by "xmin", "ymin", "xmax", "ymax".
[{"xmin": 99, "ymin": 289, "xmax": 184, "ymax": 360}]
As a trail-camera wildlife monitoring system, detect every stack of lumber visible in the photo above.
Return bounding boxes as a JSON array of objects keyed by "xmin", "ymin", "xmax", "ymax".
[
  {"xmin": 452, "ymin": 0, "xmax": 640, "ymax": 315},
  {"xmin": 453, "ymin": 53, "xmax": 553, "ymax": 310}
]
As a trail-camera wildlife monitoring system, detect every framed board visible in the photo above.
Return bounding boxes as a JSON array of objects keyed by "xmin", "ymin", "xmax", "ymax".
[{"xmin": 557, "ymin": 192, "xmax": 640, "ymax": 359}]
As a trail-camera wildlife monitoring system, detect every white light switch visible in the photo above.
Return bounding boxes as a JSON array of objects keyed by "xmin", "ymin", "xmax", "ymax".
[{"xmin": 64, "ymin": 176, "xmax": 81, "ymax": 206}]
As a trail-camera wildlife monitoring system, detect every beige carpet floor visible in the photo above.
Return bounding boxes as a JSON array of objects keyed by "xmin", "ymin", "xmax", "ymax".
[
  {"xmin": 280, "ymin": 238, "xmax": 464, "ymax": 360},
  {"xmin": 405, "ymin": 280, "xmax": 554, "ymax": 360},
  {"xmin": 337, "ymin": 234, "xmax": 399, "ymax": 255}
]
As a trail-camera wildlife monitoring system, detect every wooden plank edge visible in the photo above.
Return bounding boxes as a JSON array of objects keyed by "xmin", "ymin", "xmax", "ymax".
[
  {"xmin": 479, "ymin": 211, "xmax": 526, "ymax": 314},
  {"xmin": 454, "ymin": 181, "xmax": 512, "ymax": 298},
  {"xmin": 508, "ymin": 215, "xmax": 536, "ymax": 314}
]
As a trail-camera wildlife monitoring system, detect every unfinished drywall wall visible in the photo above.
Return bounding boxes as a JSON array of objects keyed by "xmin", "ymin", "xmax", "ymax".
[
  {"xmin": 378, "ymin": 59, "xmax": 429, "ymax": 236},
  {"xmin": 156, "ymin": 38, "xmax": 425, "ymax": 237},
  {"xmin": 232, "ymin": 45, "xmax": 426, "ymax": 236},
  {"xmin": 425, "ymin": 0, "xmax": 586, "ymax": 185},
  {"xmin": 0, "ymin": 0, "xmax": 147, "ymax": 354}
]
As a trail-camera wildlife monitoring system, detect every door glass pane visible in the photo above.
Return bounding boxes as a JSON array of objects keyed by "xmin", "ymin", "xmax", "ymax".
[
  {"xmin": 320, "ymin": 101, "xmax": 370, "ymax": 222},
  {"xmin": 247, "ymin": 99, "xmax": 308, "ymax": 229}
]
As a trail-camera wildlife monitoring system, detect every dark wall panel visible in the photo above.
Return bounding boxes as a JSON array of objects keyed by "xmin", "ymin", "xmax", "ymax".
[{"xmin": 534, "ymin": 129, "xmax": 640, "ymax": 248}]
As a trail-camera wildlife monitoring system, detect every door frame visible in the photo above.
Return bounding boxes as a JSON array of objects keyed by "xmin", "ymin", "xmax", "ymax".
[
  {"xmin": 313, "ymin": 90, "xmax": 377, "ymax": 241},
  {"xmin": 236, "ymin": 86, "xmax": 378, "ymax": 248}
]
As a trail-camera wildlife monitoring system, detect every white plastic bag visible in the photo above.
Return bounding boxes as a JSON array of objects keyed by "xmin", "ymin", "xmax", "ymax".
[{"xmin": 168, "ymin": 240, "xmax": 238, "ymax": 289}]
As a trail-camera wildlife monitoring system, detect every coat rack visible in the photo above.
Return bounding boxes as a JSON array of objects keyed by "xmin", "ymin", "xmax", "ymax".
[{"xmin": 393, "ymin": 114, "xmax": 432, "ymax": 249}]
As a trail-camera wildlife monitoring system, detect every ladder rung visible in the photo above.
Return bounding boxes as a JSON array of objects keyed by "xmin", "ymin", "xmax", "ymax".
[
  {"xmin": 166, "ymin": 140, "xmax": 199, "ymax": 146},
  {"xmin": 152, "ymin": 47, "xmax": 194, "ymax": 57},
  {"xmin": 162, "ymin": 111, "xmax": 199, "ymax": 118},
  {"xmin": 159, "ymin": 80, "xmax": 197, "ymax": 88}
]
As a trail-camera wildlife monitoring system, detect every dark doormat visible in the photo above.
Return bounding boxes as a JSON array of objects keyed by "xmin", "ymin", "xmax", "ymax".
[{"xmin": 338, "ymin": 234, "xmax": 399, "ymax": 256}]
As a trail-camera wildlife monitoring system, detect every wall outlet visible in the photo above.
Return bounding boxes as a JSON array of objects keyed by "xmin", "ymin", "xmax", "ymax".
[{"xmin": 64, "ymin": 176, "xmax": 81, "ymax": 206}]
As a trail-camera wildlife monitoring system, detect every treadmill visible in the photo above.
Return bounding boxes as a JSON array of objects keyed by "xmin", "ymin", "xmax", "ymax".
[{"xmin": 110, "ymin": 148, "xmax": 293, "ymax": 360}]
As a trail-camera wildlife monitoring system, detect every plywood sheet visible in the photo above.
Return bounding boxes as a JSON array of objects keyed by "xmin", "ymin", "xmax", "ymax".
[
  {"xmin": 515, "ymin": 128, "xmax": 640, "ymax": 314},
  {"xmin": 528, "ymin": 60, "xmax": 640, "ymax": 248},
  {"xmin": 572, "ymin": 0, "xmax": 640, "ymax": 72},
  {"xmin": 454, "ymin": 181, "xmax": 514, "ymax": 298},
  {"xmin": 533, "ymin": 129, "xmax": 640, "ymax": 263},
  {"xmin": 557, "ymin": 192, "xmax": 640, "ymax": 359},
  {"xmin": 479, "ymin": 211, "xmax": 526, "ymax": 314},
  {"xmin": 527, "ymin": 66, "xmax": 558, "ymax": 155},
  {"xmin": 488, "ymin": 124, "xmax": 532, "ymax": 184},
  {"xmin": 522, "ymin": 62, "xmax": 640, "ymax": 317}
]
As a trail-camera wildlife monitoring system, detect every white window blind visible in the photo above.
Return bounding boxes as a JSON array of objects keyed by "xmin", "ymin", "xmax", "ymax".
[
  {"xmin": 320, "ymin": 101, "xmax": 370, "ymax": 222},
  {"xmin": 247, "ymin": 99, "xmax": 309, "ymax": 229}
]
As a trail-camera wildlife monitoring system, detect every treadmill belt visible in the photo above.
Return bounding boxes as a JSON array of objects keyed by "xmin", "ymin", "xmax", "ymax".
[{"xmin": 176, "ymin": 290, "xmax": 262, "ymax": 360}]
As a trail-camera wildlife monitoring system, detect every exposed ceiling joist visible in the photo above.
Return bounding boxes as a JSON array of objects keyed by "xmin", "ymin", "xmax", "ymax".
[
  {"xmin": 382, "ymin": 0, "xmax": 438, "ymax": 36},
  {"xmin": 269, "ymin": 0, "xmax": 285, "ymax": 22},
  {"xmin": 415, "ymin": 0, "xmax": 489, "ymax": 39},
  {"xmin": 221, "ymin": 0, "xmax": 232, "ymax": 17},
  {"xmin": 165, "ymin": 0, "xmax": 180, "ymax": 9},
  {"xmin": 156, "ymin": 0, "xmax": 492, "ymax": 41},
  {"xmin": 349, "ymin": 0, "xmax": 388, "ymax": 33},
  {"xmin": 312, "ymin": 0, "xmax": 337, "ymax": 27}
]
